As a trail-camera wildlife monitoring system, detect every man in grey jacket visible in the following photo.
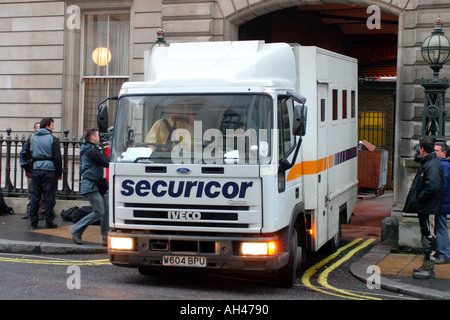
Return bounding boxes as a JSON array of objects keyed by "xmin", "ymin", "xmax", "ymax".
[
  {"xmin": 70, "ymin": 128, "xmax": 109, "ymax": 246},
  {"xmin": 29, "ymin": 117, "xmax": 62, "ymax": 229},
  {"xmin": 20, "ymin": 122, "xmax": 45, "ymax": 220}
]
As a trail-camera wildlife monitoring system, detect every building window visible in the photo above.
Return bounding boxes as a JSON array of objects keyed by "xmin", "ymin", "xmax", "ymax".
[
  {"xmin": 359, "ymin": 112, "xmax": 386, "ymax": 147},
  {"xmin": 82, "ymin": 12, "xmax": 130, "ymax": 129}
]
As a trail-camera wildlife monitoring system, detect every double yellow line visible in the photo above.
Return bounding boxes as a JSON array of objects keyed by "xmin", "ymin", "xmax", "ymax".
[
  {"xmin": 0, "ymin": 256, "xmax": 110, "ymax": 266},
  {"xmin": 301, "ymin": 238, "xmax": 380, "ymax": 300}
]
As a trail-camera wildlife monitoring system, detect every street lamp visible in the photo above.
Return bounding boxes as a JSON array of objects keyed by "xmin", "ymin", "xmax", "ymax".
[
  {"xmin": 421, "ymin": 18, "xmax": 450, "ymax": 80},
  {"xmin": 420, "ymin": 18, "xmax": 450, "ymax": 140}
]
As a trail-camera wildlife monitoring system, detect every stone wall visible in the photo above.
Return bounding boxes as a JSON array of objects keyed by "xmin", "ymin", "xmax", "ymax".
[
  {"xmin": 131, "ymin": 0, "xmax": 162, "ymax": 81},
  {"xmin": 0, "ymin": 1, "xmax": 66, "ymax": 136},
  {"xmin": 394, "ymin": 1, "xmax": 450, "ymax": 210}
]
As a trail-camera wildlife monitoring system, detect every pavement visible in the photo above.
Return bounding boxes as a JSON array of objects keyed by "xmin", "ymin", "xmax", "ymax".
[
  {"xmin": 0, "ymin": 213, "xmax": 106, "ymax": 254},
  {"xmin": 345, "ymin": 192, "xmax": 450, "ymax": 300},
  {"xmin": 0, "ymin": 192, "xmax": 449, "ymax": 300}
]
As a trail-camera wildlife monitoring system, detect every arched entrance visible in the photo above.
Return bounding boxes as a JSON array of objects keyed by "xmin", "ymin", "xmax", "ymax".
[
  {"xmin": 225, "ymin": 2, "xmax": 400, "ymax": 191},
  {"xmin": 218, "ymin": 0, "xmax": 404, "ymax": 41}
]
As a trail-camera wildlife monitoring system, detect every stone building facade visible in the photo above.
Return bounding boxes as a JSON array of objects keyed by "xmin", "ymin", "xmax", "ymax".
[{"xmin": 0, "ymin": 0, "xmax": 449, "ymax": 244}]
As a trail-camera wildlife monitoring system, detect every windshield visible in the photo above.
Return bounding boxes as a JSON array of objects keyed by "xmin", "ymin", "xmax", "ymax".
[{"xmin": 111, "ymin": 94, "xmax": 273, "ymax": 164}]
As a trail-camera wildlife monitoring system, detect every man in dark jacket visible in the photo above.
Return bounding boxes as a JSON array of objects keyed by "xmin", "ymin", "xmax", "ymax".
[
  {"xmin": 20, "ymin": 122, "xmax": 45, "ymax": 220},
  {"xmin": 70, "ymin": 128, "xmax": 109, "ymax": 246},
  {"xmin": 28, "ymin": 117, "xmax": 62, "ymax": 229},
  {"xmin": 404, "ymin": 136, "xmax": 443, "ymax": 279}
]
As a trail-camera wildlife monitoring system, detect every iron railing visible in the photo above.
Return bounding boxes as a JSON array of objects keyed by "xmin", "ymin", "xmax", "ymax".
[{"xmin": 0, "ymin": 128, "xmax": 84, "ymax": 199}]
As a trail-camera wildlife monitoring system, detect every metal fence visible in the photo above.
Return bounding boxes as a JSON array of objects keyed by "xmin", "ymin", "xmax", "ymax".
[{"xmin": 0, "ymin": 128, "xmax": 84, "ymax": 199}]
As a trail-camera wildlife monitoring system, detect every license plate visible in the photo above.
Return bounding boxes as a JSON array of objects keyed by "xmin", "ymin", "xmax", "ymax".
[{"xmin": 162, "ymin": 255, "xmax": 206, "ymax": 268}]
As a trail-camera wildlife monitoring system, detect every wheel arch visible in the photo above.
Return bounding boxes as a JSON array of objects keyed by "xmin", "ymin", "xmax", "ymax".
[{"xmin": 281, "ymin": 201, "xmax": 308, "ymax": 252}]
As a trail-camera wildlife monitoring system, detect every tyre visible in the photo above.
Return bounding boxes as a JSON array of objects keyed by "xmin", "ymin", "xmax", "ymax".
[
  {"xmin": 325, "ymin": 219, "xmax": 341, "ymax": 253},
  {"xmin": 276, "ymin": 230, "xmax": 301, "ymax": 288}
]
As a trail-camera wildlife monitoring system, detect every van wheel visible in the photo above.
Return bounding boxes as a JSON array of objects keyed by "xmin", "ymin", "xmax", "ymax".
[
  {"xmin": 326, "ymin": 220, "xmax": 341, "ymax": 253},
  {"xmin": 276, "ymin": 230, "xmax": 300, "ymax": 288}
]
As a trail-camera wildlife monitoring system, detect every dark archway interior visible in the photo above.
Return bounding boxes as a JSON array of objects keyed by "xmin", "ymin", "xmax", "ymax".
[{"xmin": 239, "ymin": 4, "xmax": 398, "ymax": 78}]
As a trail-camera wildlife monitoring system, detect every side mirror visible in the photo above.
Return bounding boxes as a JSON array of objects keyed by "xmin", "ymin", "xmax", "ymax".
[
  {"xmin": 293, "ymin": 105, "xmax": 307, "ymax": 136},
  {"xmin": 97, "ymin": 96, "xmax": 117, "ymax": 133},
  {"xmin": 97, "ymin": 104, "xmax": 108, "ymax": 133}
]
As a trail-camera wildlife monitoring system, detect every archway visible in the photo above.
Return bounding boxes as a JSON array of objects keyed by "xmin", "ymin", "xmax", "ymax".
[
  {"xmin": 238, "ymin": 4, "xmax": 398, "ymax": 79},
  {"xmin": 229, "ymin": 2, "xmax": 399, "ymax": 190}
]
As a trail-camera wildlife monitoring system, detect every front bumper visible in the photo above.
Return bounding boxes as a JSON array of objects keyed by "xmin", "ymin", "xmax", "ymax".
[{"xmin": 108, "ymin": 229, "xmax": 289, "ymax": 272}]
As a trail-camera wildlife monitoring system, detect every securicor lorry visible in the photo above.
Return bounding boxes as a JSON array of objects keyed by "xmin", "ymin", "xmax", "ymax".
[{"xmin": 100, "ymin": 41, "xmax": 358, "ymax": 287}]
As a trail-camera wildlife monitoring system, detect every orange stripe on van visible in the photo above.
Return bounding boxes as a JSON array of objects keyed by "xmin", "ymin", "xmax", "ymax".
[
  {"xmin": 286, "ymin": 146, "xmax": 357, "ymax": 182},
  {"xmin": 328, "ymin": 155, "xmax": 334, "ymax": 169},
  {"xmin": 286, "ymin": 157, "xmax": 331, "ymax": 182}
]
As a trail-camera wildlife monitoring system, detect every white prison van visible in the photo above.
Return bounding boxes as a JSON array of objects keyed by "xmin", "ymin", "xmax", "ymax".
[{"xmin": 100, "ymin": 41, "xmax": 358, "ymax": 287}]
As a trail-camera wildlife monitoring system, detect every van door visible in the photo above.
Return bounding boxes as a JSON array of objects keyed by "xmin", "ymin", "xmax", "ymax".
[{"xmin": 317, "ymin": 83, "xmax": 329, "ymax": 248}]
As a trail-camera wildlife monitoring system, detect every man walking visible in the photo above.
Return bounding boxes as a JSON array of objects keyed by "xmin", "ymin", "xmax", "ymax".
[
  {"xmin": 433, "ymin": 142, "xmax": 450, "ymax": 264},
  {"xmin": 70, "ymin": 128, "xmax": 109, "ymax": 246},
  {"xmin": 404, "ymin": 136, "xmax": 443, "ymax": 279},
  {"xmin": 29, "ymin": 117, "xmax": 62, "ymax": 229}
]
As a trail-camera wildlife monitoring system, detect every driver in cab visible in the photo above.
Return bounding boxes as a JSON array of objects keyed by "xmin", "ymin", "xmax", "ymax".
[{"xmin": 144, "ymin": 104, "xmax": 193, "ymax": 151}]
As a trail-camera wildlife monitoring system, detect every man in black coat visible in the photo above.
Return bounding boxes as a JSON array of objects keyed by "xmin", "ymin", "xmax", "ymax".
[
  {"xmin": 404, "ymin": 136, "xmax": 443, "ymax": 279},
  {"xmin": 28, "ymin": 118, "xmax": 62, "ymax": 229},
  {"xmin": 20, "ymin": 122, "xmax": 45, "ymax": 220}
]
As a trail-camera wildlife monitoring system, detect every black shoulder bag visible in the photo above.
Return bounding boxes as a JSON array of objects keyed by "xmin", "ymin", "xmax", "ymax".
[{"xmin": 95, "ymin": 178, "xmax": 109, "ymax": 195}]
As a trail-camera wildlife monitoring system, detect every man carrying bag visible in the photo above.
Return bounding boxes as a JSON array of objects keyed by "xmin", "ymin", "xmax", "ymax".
[{"xmin": 70, "ymin": 128, "xmax": 109, "ymax": 246}]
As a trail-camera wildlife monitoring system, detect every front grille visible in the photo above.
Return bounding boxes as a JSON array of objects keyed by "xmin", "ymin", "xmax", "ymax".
[
  {"xmin": 122, "ymin": 203, "xmax": 254, "ymax": 229},
  {"xmin": 133, "ymin": 210, "xmax": 238, "ymax": 221},
  {"xmin": 124, "ymin": 220, "xmax": 248, "ymax": 228}
]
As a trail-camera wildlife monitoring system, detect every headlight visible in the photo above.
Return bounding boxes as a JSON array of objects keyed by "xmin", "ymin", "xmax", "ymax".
[
  {"xmin": 241, "ymin": 241, "xmax": 276, "ymax": 256},
  {"xmin": 109, "ymin": 236, "xmax": 135, "ymax": 251}
]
